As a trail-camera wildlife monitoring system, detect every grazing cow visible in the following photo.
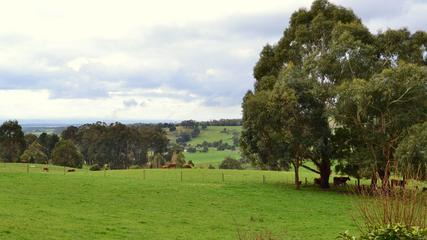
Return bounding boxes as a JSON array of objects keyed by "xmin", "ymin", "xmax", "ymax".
[
  {"xmin": 314, "ymin": 178, "xmax": 321, "ymax": 185},
  {"xmin": 42, "ymin": 167, "xmax": 49, "ymax": 172},
  {"xmin": 162, "ymin": 163, "xmax": 177, "ymax": 169},
  {"xmin": 333, "ymin": 176, "xmax": 350, "ymax": 186},
  {"xmin": 422, "ymin": 187, "xmax": 427, "ymax": 192},
  {"xmin": 67, "ymin": 169, "xmax": 76, "ymax": 172},
  {"xmin": 182, "ymin": 164, "xmax": 192, "ymax": 169},
  {"xmin": 391, "ymin": 179, "xmax": 406, "ymax": 188}
]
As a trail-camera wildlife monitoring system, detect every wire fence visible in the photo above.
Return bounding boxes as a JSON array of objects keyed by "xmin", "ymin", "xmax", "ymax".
[{"xmin": 0, "ymin": 163, "xmax": 322, "ymax": 186}]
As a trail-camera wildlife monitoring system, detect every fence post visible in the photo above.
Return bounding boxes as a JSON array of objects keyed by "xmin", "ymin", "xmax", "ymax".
[
  {"xmin": 263, "ymin": 175, "xmax": 265, "ymax": 184},
  {"xmin": 180, "ymin": 169, "xmax": 183, "ymax": 182},
  {"xmin": 64, "ymin": 166, "xmax": 66, "ymax": 175},
  {"xmin": 143, "ymin": 169, "xmax": 146, "ymax": 180},
  {"xmin": 222, "ymin": 172, "xmax": 224, "ymax": 182},
  {"xmin": 27, "ymin": 163, "xmax": 29, "ymax": 174},
  {"xmin": 305, "ymin": 177, "xmax": 308, "ymax": 186}
]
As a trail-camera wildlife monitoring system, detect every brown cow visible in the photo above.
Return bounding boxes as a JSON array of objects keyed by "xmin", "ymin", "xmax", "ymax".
[
  {"xmin": 162, "ymin": 163, "xmax": 177, "ymax": 169},
  {"xmin": 391, "ymin": 179, "xmax": 406, "ymax": 188},
  {"xmin": 67, "ymin": 169, "xmax": 76, "ymax": 172},
  {"xmin": 42, "ymin": 167, "xmax": 49, "ymax": 172},
  {"xmin": 314, "ymin": 178, "xmax": 321, "ymax": 185},
  {"xmin": 182, "ymin": 164, "xmax": 192, "ymax": 169},
  {"xmin": 333, "ymin": 176, "xmax": 350, "ymax": 186}
]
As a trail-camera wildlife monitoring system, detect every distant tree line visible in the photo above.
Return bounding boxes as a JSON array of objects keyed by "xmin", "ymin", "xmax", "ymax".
[
  {"xmin": 0, "ymin": 120, "xmax": 171, "ymax": 170},
  {"xmin": 61, "ymin": 122, "xmax": 169, "ymax": 169}
]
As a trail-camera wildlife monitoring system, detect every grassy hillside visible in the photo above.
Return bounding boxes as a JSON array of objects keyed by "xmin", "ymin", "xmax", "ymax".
[
  {"xmin": 0, "ymin": 163, "xmax": 358, "ymax": 239},
  {"xmin": 167, "ymin": 126, "xmax": 242, "ymax": 167},
  {"xmin": 185, "ymin": 148, "xmax": 240, "ymax": 168},
  {"xmin": 187, "ymin": 126, "xmax": 241, "ymax": 145}
]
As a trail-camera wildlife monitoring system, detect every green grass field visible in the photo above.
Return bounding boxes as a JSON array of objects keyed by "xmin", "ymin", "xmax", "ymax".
[
  {"xmin": 0, "ymin": 163, "xmax": 358, "ymax": 239},
  {"xmin": 184, "ymin": 148, "xmax": 241, "ymax": 167},
  {"xmin": 187, "ymin": 126, "xmax": 241, "ymax": 145},
  {"xmin": 168, "ymin": 126, "xmax": 242, "ymax": 167}
]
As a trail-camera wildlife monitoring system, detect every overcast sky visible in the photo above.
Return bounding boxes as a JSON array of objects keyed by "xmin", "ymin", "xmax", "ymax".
[{"xmin": 0, "ymin": 0, "xmax": 426, "ymax": 122}]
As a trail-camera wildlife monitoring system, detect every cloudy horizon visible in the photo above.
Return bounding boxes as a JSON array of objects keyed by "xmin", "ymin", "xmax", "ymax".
[{"xmin": 1, "ymin": 0, "xmax": 426, "ymax": 123}]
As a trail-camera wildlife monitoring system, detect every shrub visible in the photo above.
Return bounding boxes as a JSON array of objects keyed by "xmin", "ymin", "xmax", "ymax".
[
  {"xmin": 187, "ymin": 147, "xmax": 197, "ymax": 153},
  {"xmin": 208, "ymin": 164, "xmax": 215, "ymax": 169},
  {"xmin": 343, "ymin": 174, "xmax": 427, "ymax": 240},
  {"xmin": 89, "ymin": 164, "xmax": 102, "ymax": 171},
  {"xmin": 357, "ymin": 187, "xmax": 426, "ymax": 229},
  {"xmin": 340, "ymin": 224, "xmax": 427, "ymax": 240},
  {"xmin": 219, "ymin": 157, "xmax": 242, "ymax": 170},
  {"xmin": 201, "ymin": 146, "xmax": 209, "ymax": 153}
]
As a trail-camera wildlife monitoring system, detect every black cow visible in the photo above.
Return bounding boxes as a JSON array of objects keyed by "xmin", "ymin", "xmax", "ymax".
[{"xmin": 333, "ymin": 176, "xmax": 350, "ymax": 186}]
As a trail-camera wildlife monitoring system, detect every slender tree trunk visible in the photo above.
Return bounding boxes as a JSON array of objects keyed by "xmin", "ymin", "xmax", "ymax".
[
  {"xmin": 370, "ymin": 170, "xmax": 378, "ymax": 189},
  {"xmin": 293, "ymin": 160, "xmax": 300, "ymax": 190}
]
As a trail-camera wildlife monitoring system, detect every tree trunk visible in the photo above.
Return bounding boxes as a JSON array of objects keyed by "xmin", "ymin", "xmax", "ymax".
[
  {"xmin": 318, "ymin": 135, "xmax": 331, "ymax": 189},
  {"xmin": 293, "ymin": 160, "xmax": 300, "ymax": 190},
  {"xmin": 319, "ymin": 157, "xmax": 331, "ymax": 189}
]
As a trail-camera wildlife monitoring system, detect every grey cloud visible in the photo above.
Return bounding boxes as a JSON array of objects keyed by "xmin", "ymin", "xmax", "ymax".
[
  {"xmin": 123, "ymin": 99, "xmax": 138, "ymax": 107},
  {"xmin": 1, "ymin": 1, "xmax": 426, "ymax": 109}
]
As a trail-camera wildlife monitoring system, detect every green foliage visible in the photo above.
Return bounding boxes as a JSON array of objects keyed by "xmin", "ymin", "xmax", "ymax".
[
  {"xmin": 242, "ymin": 0, "xmax": 427, "ymax": 188},
  {"xmin": 0, "ymin": 120, "xmax": 26, "ymax": 162},
  {"xmin": 37, "ymin": 132, "xmax": 59, "ymax": 157},
  {"xmin": 20, "ymin": 141, "xmax": 48, "ymax": 164},
  {"xmin": 175, "ymin": 152, "xmax": 185, "ymax": 167},
  {"xmin": 395, "ymin": 122, "xmax": 427, "ymax": 179},
  {"xmin": 219, "ymin": 157, "xmax": 242, "ymax": 170},
  {"xmin": 51, "ymin": 140, "xmax": 83, "ymax": 168},
  {"xmin": 340, "ymin": 224, "xmax": 427, "ymax": 240},
  {"xmin": 24, "ymin": 134, "xmax": 38, "ymax": 146},
  {"xmin": 61, "ymin": 123, "xmax": 169, "ymax": 169},
  {"xmin": 334, "ymin": 64, "xmax": 427, "ymax": 182}
]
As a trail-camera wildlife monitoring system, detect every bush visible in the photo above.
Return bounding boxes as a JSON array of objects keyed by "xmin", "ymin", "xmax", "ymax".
[
  {"xmin": 340, "ymin": 224, "xmax": 427, "ymax": 240},
  {"xmin": 201, "ymin": 146, "xmax": 209, "ymax": 153},
  {"xmin": 89, "ymin": 164, "xmax": 102, "ymax": 171},
  {"xmin": 208, "ymin": 164, "xmax": 215, "ymax": 169},
  {"xmin": 187, "ymin": 147, "xmax": 197, "ymax": 153},
  {"xmin": 219, "ymin": 157, "xmax": 242, "ymax": 170}
]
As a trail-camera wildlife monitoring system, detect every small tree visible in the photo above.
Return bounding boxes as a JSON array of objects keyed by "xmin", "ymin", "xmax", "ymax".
[
  {"xmin": 176, "ymin": 152, "xmax": 186, "ymax": 167},
  {"xmin": 52, "ymin": 140, "xmax": 83, "ymax": 168},
  {"xmin": 20, "ymin": 141, "xmax": 48, "ymax": 164}
]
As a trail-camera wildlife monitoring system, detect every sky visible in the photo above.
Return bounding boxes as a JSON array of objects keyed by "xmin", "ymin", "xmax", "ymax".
[{"xmin": 0, "ymin": 0, "xmax": 426, "ymax": 123}]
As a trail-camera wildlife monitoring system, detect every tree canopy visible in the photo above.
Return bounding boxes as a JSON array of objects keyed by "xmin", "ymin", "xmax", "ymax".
[
  {"xmin": 0, "ymin": 120, "xmax": 26, "ymax": 162},
  {"xmin": 241, "ymin": 0, "xmax": 427, "ymax": 188},
  {"xmin": 52, "ymin": 140, "xmax": 83, "ymax": 168}
]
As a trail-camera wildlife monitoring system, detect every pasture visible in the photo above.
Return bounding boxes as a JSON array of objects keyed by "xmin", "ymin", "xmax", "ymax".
[
  {"xmin": 184, "ymin": 148, "xmax": 241, "ymax": 168},
  {"xmin": 174, "ymin": 126, "xmax": 242, "ymax": 167},
  {"xmin": 0, "ymin": 163, "xmax": 358, "ymax": 239}
]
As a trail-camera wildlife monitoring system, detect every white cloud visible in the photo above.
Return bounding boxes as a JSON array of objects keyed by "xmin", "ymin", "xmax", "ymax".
[{"xmin": 0, "ymin": 0, "xmax": 425, "ymax": 121}]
